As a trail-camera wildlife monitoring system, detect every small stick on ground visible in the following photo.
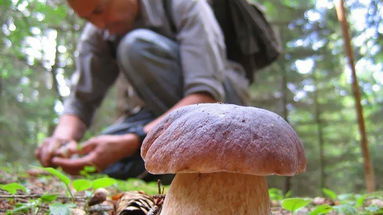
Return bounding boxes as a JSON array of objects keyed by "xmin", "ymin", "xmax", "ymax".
[{"xmin": 0, "ymin": 194, "xmax": 87, "ymax": 201}]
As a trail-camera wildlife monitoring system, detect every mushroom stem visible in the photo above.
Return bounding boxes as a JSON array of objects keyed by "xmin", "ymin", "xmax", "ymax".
[{"xmin": 160, "ymin": 172, "xmax": 270, "ymax": 215}]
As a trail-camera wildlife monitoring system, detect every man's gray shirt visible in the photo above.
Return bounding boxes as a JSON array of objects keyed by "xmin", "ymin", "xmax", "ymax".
[{"xmin": 63, "ymin": 0, "xmax": 250, "ymax": 126}]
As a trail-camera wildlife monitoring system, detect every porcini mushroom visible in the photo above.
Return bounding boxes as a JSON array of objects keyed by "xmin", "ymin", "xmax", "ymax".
[{"xmin": 141, "ymin": 103, "xmax": 306, "ymax": 214}]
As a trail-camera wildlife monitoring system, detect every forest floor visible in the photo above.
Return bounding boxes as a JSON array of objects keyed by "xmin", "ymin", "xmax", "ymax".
[{"xmin": 0, "ymin": 166, "xmax": 382, "ymax": 215}]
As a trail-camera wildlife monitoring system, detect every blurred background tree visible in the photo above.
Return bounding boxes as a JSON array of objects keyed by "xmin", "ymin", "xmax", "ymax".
[{"xmin": 0, "ymin": 0, "xmax": 382, "ymax": 196}]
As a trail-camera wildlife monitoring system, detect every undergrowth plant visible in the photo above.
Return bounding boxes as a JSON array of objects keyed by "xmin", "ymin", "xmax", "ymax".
[
  {"xmin": 1, "ymin": 166, "xmax": 382, "ymax": 214},
  {"xmin": 278, "ymin": 188, "xmax": 383, "ymax": 215},
  {"xmin": 1, "ymin": 166, "xmax": 119, "ymax": 214}
]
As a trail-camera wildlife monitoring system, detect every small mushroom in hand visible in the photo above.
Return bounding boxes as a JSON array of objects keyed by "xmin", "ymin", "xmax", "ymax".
[
  {"xmin": 54, "ymin": 140, "xmax": 79, "ymax": 158},
  {"xmin": 141, "ymin": 103, "xmax": 307, "ymax": 215}
]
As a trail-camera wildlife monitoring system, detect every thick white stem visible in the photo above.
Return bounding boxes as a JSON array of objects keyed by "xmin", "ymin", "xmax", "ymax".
[{"xmin": 160, "ymin": 172, "xmax": 270, "ymax": 215}]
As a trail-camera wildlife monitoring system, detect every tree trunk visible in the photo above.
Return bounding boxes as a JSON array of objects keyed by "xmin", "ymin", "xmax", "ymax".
[
  {"xmin": 335, "ymin": 0, "xmax": 376, "ymax": 192},
  {"xmin": 0, "ymin": 77, "xmax": 2, "ymax": 97},
  {"xmin": 49, "ymin": 32, "xmax": 63, "ymax": 103},
  {"xmin": 280, "ymin": 63, "xmax": 291, "ymax": 194},
  {"xmin": 313, "ymin": 71, "xmax": 326, "ymax": 190}
]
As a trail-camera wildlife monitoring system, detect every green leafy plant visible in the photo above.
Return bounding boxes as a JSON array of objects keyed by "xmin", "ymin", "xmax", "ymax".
[
  {"xmin": 115, "ymin": 178, "xmax": 163, "ymax": 195},
  {"xmin": 79, "ymin": 166, "xmax": 97, "ymax": 177},
  {"xmin": 322, "ymin": 188, "xmax": 337, "ymax": 201},
  {"xmin": 72, "ymin": 177, "xmax": 116, "ymax": 192},
  {"xmin": 281, "ymin": 198, "xmax": 312, "ymax": 214},
  {"xmin": 72, "ymin": 179, "xmax": 93, "ymax": 192},
  {"xmin": 41, "ymin": 167, "xmax": 74, "ymax": 200},
  {"xmin": 6, "ymin": 200, "xmax": 38, "ymax": 214},
  {"xmin": 333, "ymin": 204, "xmax": 358, "ymax": 215},
  {"xmin": 41, "ymin": 167, "xmax": 71, "ymax": 185},
  {"xmin": 91, "ymin": 177, "xmax": 116, "ymax": 189},
  {"xmin": 269, "ymin": 188, "xmax": 285, "ymax": 201},
  {"xmin": 49, "ymin": 203, "xmax": 76, "ymax": 215},
  {"xmin": 5, "ymin": 194, "xmax": 59, "ymax": 214},
  {"xmin": 41, "ymin": 167, "xmax": 117, "ymax": 196},
  {"xmin": 355, "ymin": 194, "xmax": 367, "ymax": 208},
  {"xmin": 365, "ymin": 205, "xmax": 383, "ymax": 215},
  {"xmin": 2, "ymin": 165, "xmax": 118, "ymax": 214},
  {"xmin": 0, "ymin": 182, "xmax": 27, "ymax": 194},
  {"xmin": 309, "ymin": 204, "xmax": 333, "ymax": 215},
  {"xmin": 40, "ymin": 194, "xmax": 58, "ymax": 203}
]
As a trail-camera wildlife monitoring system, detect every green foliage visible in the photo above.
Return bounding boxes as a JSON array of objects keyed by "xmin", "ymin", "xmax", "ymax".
[
  {"xmin": 253, "ymin": 0, "xmax": 383, "ymax": 196},
  {"xmin": 1, "ymin": 164, "xmax": 382, "ymax": 214},
  {"xmin": 40, "ymin": 194, "xmax": 58, "ymax": 203},
  {"xmin": 269, "ymin": 188, "xmax": 285, "ymax": 200},
  {"xmin": 79, "ymin": 166, "xmax": 97, "ymax": 177},
  {"xmin": 41, "ymin": 167, "xmax": 74, "ymax": 200},
  {"xmin": 322, "ymin": 188, "xmax": 338, "ymax": 201},
  {"xmin": 355, "ymin": 194, "xmax": 367, "ymax": 208},
  {"xmin": 0, "ymin": 182, "xmax": 27, "ymax": 194},
  {"xmin": 91, "ymin": 177, "xmax": 117, "ymax": 189},
  {"xmin": 49, "ymin": 203, "xmax": 75, "ymax": 215},
  {"xmin": 42, "ymin": 167, "xmax": 71, "ymax": 186},
  {"xmin": 33, "ymin": 1, "xmax": 67, "ymax": 25},
  {"xmin": 6, "ymin": 201, "xmax": 39, "ymax": 215},
  {"xmin": 281, "ymin": 198, "xmax": 312, "ymax": 212},
  {"xmin": 309, "ymin": 204, "xmax": 333, "ymax": 215},
  {"xmin": 268, "ymin": 188, "xmax": 292, "ymax": 201},
  {"xmin": 41, "ymin": 167, "xmax": 117, "ymax": 196},
  {"xmin": 365, "ymin": 205, "xmax": 383, "ymax": 214},
  {"xmin": 72, "ymin": 179, "xmax": 93, "ymax": 192},
  {"xmin": 278, "ymin": 191, "xmax": 383, "ymax": 215},
  {"xmin": 5, "ymin": 194, "xmax": 61, "ymax": 215},
  {"xmin": 333, "ymin": 204, "xmax": 358, "ymax": 215},
  {"xmin": 115, "ymin": 179, "xmax": 163, "ymax": 195},
  {"xmin": 72, "ymin": 177, "xmax": 116, "ymax": 192},
  {"xmin": 0, "ymin": 0, "xmax": 84, "ymax": 164}
]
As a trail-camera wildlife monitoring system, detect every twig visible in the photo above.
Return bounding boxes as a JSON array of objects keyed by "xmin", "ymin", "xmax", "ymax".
[
  {"xmin": 157, "ymin": 179, "xmax": 162, "ymax": 195},
  {"xmin": 88, "ymin": 204, "xmax": 114, "ymax": 213},
  {"xmin": 0, "ymin": 194, "xmax": 87, "ymax": 201}
]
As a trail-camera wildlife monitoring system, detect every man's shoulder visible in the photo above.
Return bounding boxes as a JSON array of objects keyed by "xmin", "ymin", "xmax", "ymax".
[
  {"xmin": 80, "ymin": 23, "xmax": 102, "ymax": 40},
  {"xmin": 79, "ymin": 23, "xmax": 115, "ymax": 43}
]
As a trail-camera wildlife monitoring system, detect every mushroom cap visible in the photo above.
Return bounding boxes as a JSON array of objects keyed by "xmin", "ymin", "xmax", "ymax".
[{"xmin": 141, "ymin": 103, "xmax": 306, "ymax": 176}]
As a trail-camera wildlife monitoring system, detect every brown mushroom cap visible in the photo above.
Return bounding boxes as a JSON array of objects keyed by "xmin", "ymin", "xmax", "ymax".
[{"xmin": 141, "ymin": 103, "xmax": 306, "ymax": 176}]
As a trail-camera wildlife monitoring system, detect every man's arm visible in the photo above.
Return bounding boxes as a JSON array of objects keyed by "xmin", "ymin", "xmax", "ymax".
[
  {"xmin": 62, "ymin": 23, "xmax": 120, "ymax": 127},
  {"xmin": 52, "ymin": 114, "xmax": 87, "ymax": 141},
  {"xmin": 36, "ymin": 24, "xmax": 119, "ymax": 167},
  {"xmin": 50, "ymin": 92, "xmax": 216, "ymax": 175},
  {"xmin": 171, "ymin": 0, "xmax": 228, "ymax": 102}
]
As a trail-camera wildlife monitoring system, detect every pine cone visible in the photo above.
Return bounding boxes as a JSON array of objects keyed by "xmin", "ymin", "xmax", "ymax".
[{"xmin": 116, "ymin": 191, "xmax": 155, "ymax": 215}]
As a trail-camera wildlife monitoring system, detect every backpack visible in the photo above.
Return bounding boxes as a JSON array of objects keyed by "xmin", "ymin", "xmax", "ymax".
[{"xmin": 163, "ymin": 0, "xmax": 281, "ymax": 82}]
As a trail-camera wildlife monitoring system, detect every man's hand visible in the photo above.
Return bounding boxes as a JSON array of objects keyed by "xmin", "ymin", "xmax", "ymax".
[
  {"xmin": 51, "ymin": 134, "xmax": 140, "ymax": 175},
  {"xmin": 35, "ymin": 138, "xmax": 76, "ymax": 167},
  {"xmin": 35, "ymin": 114, "xmax": 87, "ymax": 167}
]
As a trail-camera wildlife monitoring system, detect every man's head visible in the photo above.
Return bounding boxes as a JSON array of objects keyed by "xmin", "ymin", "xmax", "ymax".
[{"xmin": 68, "ymin": 0, "xmax": 139, "ymax": 35}]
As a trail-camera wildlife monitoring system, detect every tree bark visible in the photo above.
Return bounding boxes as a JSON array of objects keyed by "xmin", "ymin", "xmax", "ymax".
[
  {"xmin": 0, "ymin": 77, "xmax": 2, "ymax": 97},
  {"xmin": 280, "ymin": 63, "xmax": 291, "ymax": 194},
  {"xmin": 313, "ymin": 71, "xmax": 326, "ymax": 190},
  {"xmin": 49, "ymin": 32, "xmax": 63, "ymax": 102},
  {"xmin": 335, "ymin": 0, "xmax": 376, "ymax": 192}
]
